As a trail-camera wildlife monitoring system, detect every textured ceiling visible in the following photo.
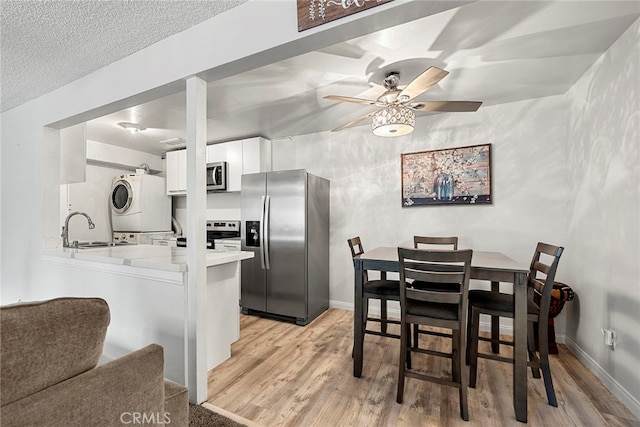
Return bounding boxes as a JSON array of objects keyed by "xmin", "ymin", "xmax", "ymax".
[
  {"xmin": 0, "ymin": 0, "xmax": 247, "ymax": 112},
  {"xmin": 1, "ymin": 1, "xmax": 639, "ymax": 155}
]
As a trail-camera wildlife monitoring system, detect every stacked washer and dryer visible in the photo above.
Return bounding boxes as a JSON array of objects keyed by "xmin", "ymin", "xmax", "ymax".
[{"xmin": 110, "ymin": 172, "xmax": 174, "ymax": 244}]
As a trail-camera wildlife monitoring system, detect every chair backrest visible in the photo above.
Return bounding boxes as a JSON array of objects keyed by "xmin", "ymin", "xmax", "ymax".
[
  {"xmin": 529, "ymin": 242, "xmax": 564, "ymax": 323},
  {"xmin": 348, "ymin": 236, "xmax": 364, "ymax": 258},
  {"xmin": 398, "ymin": 248, "xmax": 473, "ymax": 317},
  {"xmin": 413, "ymin": 235, "xmax": 458, "ymax": 250},
  {"xmin": 348, "ymin": 236, "xmax": 370, "ymax": 282}
]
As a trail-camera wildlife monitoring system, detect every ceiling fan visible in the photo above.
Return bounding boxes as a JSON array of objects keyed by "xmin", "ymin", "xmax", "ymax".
[{"xmin": 324, "ymin": 66, "xmax": 482, "ymax": 137}]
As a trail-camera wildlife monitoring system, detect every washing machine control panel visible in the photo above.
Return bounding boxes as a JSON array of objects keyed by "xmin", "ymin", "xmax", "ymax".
[{"xmin": 113, "ymin": 232, "xmax": 140, "ymax": 244}]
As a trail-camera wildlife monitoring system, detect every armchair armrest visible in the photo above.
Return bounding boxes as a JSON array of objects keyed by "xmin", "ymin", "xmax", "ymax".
[{"xmin": 1, "ymin": 344, "xmax": 166, "ymax": 427}]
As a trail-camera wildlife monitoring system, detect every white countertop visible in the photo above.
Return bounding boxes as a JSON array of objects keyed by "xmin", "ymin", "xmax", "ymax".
[{"xmin": 43, "ymin": 244, "xmax": 254, "ymax": 272}]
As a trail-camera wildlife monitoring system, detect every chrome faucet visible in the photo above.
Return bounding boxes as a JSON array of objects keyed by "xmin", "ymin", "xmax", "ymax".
[{"xmin": 61, "ymin": 211, "xmax": 95, "ymax": 248}]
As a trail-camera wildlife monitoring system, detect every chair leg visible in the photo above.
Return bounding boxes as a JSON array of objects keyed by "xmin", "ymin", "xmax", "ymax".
[
  {"xmin": 397, "ymin": 320, "xmax": 408, "ymax": 404},
  {"xmin": 469, "ymin": 307, "xmax": 481, "ymax": 388},
  {"xmin": 539, "ymin": 319, "xmax": 558, "ymax": 406},
  {"xmin": 353, "ymin": 298, "xmax": 369, "ymax": 358},
  {"xmin": 406, "ymin": 323, "xmax": 412, "ymax": 369},
  {"xmin": 413, "ymin": 324, "xmax": 420, "ymax": 349},
  {"xmin": 364, "ymin": 298, "xmax": 369, "ymax": 326},
  {"xmin": 380, "ymin": 298, "xmax": 388, "ymax": 333},
  {"xmin": 452, "ymin": 330, "xmax": 460, "ymax": 383},
  {"xmin": 528, "ymin": 320, "xmax": 541, "ymax": 378},
  {"xmin": 466, "ymin": 303, "xmax": 473, "ymax": 365},
  {"xmin": 458, "ymin": 328, "xmax": 469, "ymax": 421},
  {"xmin": 490, "ymin": 281, "xmax": 500, "ymax": 354}
]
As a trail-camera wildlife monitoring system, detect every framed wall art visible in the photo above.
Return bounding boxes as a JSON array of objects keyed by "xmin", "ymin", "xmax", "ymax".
[
  {"xmin": 297, "ymin": 0, "xmax": 395, "ymax": 32},
  {"xmin": 401, "ymin": 143, "xmax": 492, "ymax": 207}
]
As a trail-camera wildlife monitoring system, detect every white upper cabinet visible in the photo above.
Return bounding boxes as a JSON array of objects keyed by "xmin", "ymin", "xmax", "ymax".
[
  {"xmin": 166, "ymin": 149, "xmax": 187, "ymax": 195},
  {"xmin": 168, "ymin": 138, "xmax": 271, "ymax": 195},
  {"xmin": 60, "ymin": 123, "xmax": 86, "ymax": 184},
  {"xmin": 206, "ymin": 137, "xmax": 271, "ymax": 192},
  {"xmin": 206, "ymin": 140, "xmax": 242, "ymax": 191},
  {"xmin": 242, "ymin": 137, "xmax": 272, "ymax": 176}
]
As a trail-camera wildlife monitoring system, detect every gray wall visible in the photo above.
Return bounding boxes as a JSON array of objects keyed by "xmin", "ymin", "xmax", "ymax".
[
  {"xmin": 269, "ymin": 19, "xmax": 640, "ymax": 416},
  {"xmin": 272, "ymin": 94, "xmax": 567, "ymax": 313},
  {"xmin": 0, "ymin": 1, "xmax": 638, "ymax": 418},
  {"xmin": 564, "ymin": 19, "xmax": 640, "ymax": 407}
]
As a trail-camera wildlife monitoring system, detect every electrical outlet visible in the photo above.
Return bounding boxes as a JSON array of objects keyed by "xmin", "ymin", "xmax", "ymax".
[{"xmin": 601, "ymin": 328, "xmax": 616, "ymax": 350}]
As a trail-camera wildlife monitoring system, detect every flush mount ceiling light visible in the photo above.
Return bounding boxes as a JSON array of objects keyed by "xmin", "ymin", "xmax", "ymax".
[
  {"xmin": 371, "ymin": 104, "xmax": 415, "ymax": 137},
  {"xmin": 117, "ymin": 122, "xmax": 146, "ymax": 133}
]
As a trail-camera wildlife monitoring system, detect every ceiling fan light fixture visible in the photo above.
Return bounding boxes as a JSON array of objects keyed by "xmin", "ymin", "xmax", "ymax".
[
  {"xmin": 117, "ymin": 121, "xmax": 145, "ymax": 133},
  {"xmin": 372, "ymin": 105, "xmax": 415, "ymax": 137}
]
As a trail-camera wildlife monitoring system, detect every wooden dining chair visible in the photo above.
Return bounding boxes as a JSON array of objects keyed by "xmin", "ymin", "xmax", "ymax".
[
  {"xmin": 467, "ymin": 242, "xmax": 564, "ymax": 407},
  {"xmin": 348, "ymin": 237, "xmax": 402, "ymax": 346},
  {"xmin": 412, "ymin": 236, "xmax": 459, "ymax": 348},
  {"xmin": 397, "ymin": 247, "xmax": 473, "ymax": 421}
]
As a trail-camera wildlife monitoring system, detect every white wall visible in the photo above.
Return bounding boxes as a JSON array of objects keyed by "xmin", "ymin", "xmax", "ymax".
[
  {"xmin": 172, "ymin": 192, "xmax": 242, "ymax": 234},
  {"xmin": 59, "ymin": 140, "xmax": 165, "ymax": 243},
  {"xmin": 0, "ymin": 0, "xmax": 638, "ymax": 418},
  {"xmin": 273, "ymin": 94, "xmax": 568, "ymax": 313},
  {"xmin": 564, "ymin": 19, "xmax": 640, "ymax": 414},
  {"xmin": 60, "ymin": 164, "xmax": 128, "ymax": 243},
  {"xmin": 3, "ymin": 0, "xmax": 436, "ymax": 304}
]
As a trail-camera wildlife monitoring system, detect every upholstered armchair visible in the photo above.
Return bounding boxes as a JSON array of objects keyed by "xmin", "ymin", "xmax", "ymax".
[{"xmin": 0, "ymin": 297, "xmax": 188, "ymax": 426}]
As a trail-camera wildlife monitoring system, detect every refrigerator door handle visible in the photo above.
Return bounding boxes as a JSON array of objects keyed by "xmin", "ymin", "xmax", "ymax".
[
  {"xmin": 260, "ymin": 195, "xmax": 266, "ymax": 269},
  {"xmin": 264, "ymin": 195, "xmax": 271, "ymax": 269}
]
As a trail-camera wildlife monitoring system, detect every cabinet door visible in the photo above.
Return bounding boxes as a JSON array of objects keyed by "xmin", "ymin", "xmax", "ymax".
[
  {"xmin": 226, "ymin": 140, "xmax": 242, "ymax": 192},
  {"xmin": 166, "ymin": 150, "xmax": 186, "ymax": 195},
  {"xmin": 60, "ymin": 123, "xmax": 86, "ymax": 184},
  {"xmin": 243, "ymin": 137, "xmax": 272, "ymax": 175},
  {"xmin": 207, "ymin": 141, "xmax": 242, "ymax": 191},
  {"xmin": 206, "ymin": 144, "xmax": 227, "ymax": 164}
]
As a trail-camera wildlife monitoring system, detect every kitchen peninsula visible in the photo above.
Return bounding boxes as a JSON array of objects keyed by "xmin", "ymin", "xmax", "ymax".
[{"xmin": 42, "ymin": 244, "xmax": 253, "ymax": 391}]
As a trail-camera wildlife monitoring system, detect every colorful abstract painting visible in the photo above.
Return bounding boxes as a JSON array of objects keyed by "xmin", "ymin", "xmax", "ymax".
[{"xmin": 401, "ymin": 144, "xmax": 492, "ymax": 207}]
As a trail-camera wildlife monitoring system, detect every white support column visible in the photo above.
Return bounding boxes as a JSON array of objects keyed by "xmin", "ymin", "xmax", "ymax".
[
  {"xmin": 43, "ymin": 126, "xmax": 62, "ymax": 249},
  {"xmin": 184, "ymin": 76, "xmax": 208, "ymax": 403}
]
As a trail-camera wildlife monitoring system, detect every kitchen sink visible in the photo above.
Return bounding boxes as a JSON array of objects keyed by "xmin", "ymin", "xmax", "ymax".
[{"xmin": 74, "ymin": 241, "xmax": 129, "ymax": 249}]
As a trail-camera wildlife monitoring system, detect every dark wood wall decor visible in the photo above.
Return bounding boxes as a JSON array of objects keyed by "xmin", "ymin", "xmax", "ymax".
[
  {"xmin": 297, "ymin": 0, "xmax": 395, "ymax": 32},
  {"xmin": 401, "ymin": 143, "xmax": 492, "ymax": 207}
]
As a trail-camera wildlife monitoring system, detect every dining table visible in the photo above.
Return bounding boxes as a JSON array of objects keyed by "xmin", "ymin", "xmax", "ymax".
[{"xmin": 352, "ymin": 246, "xmax": 530, "ymax": 423}]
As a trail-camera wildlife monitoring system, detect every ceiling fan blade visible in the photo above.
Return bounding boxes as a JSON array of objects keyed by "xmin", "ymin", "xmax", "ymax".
[
  {"xmin": 331, "ymin": 112, "xmax": 375, "ymax": 132},
  {"xmin": 410, "ymin": 101, "xmax": 483, "ymax": 112},
  {"xmin": 397, "ymin": 67, "xmax": 449, "ymax": 102},
  {"xmin": 324, "ymin": 95, "xmax": 378, "ymax": 106}
]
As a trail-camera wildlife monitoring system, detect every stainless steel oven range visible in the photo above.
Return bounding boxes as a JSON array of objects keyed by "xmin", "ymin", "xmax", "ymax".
[
  {"xmin": 174, "ymin": 220, "xmax": 240, "ymax": 249},
  {"xmin": 207, "ymin": 220, "xmax": 241, "ymax": 250}
]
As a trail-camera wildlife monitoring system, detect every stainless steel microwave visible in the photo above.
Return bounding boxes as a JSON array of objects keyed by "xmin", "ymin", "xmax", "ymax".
[{"xmin": 206, "ymin": 161, "xmax": 228, "ymax": 192}]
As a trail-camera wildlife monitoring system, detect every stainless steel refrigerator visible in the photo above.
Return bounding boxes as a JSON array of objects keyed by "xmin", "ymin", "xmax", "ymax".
[{"xmin": 240, "ymin": 169, "xmax": 329, "ymax": 325}]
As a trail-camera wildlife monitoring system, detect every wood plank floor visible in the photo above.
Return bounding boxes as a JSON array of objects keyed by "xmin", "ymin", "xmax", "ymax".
[{"xmin": 207, "ymin": 308, "xmax": 638, "ymax": 427}]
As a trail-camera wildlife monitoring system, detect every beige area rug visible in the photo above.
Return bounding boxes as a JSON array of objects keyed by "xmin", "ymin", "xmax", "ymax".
[{"xmin": 189, "ymin": 402, "xmax": 258, "ymax": 427}]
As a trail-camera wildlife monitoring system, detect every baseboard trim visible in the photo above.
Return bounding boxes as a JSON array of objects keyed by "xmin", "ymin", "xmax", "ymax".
[
  {"xmin": 564, "ymin": 336, "xmax": 640, "ymax": 420},
  {"xmin": 201, "ymin": 402, "xmax": 263, "ymax": 427}
]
